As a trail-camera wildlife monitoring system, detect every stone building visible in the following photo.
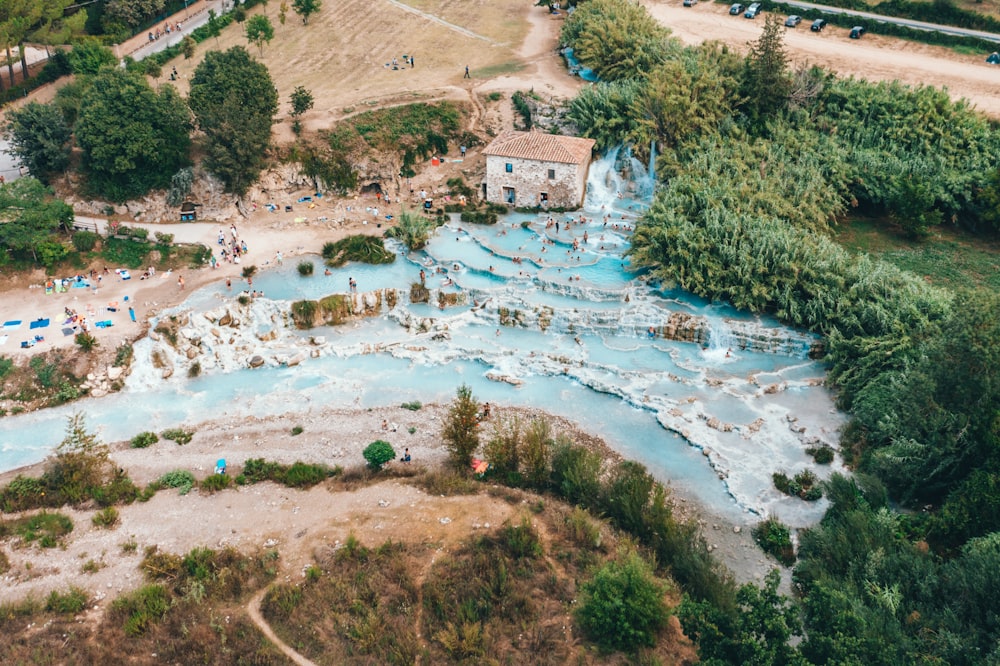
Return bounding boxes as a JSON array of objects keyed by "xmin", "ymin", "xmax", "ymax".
[{"xmin": 481, "ymin": 130, "xmax": 595, "ymax": 209}]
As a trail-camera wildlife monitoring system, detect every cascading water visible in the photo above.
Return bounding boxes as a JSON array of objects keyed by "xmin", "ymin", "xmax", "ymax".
[{"xmin": 0, "ymin": 149, "xmax": 846, "ymax": 527}]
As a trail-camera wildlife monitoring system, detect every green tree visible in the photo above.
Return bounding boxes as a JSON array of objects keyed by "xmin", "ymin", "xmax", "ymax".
[
  {"xmin": 188, "ymin": 47, "xmax": 278, "ymax": 196},
  {"xmin": 0, "ymin": 177, "xmax": 73, "ymax": 264},
  {"xmin": 278, "ymin": 0, "xmax": 289, "ymax": 24},
  {"xmin": 103, "ymin": 0, "xmax": 166, "ymax": 28},
  {"xmin": 363, "ymin": 440, "xmax": 395, "ymax": 471},
  {"xmin": 75, "ymin": 68, "xmax": 192, "ymax": 202},
  {"xmin": 290, "ymin": 85, "xmax": 314, "ymax": 117},
  {"xmin": 0, "ymin": 0, "xmax": 80, "ymax": 85},
  {"xmin": 289, "ymin": 84, "xmax": 313, "ymax": 135},
  {"xmin": 46, "ymin": 412, "xmax": 114, "ymax": 505},
  {"xmin": 679, "ymin": 569, "xmax": 805, "ymax": 665},
  {"xmin": 576, "ymin": 552, "xmax": 670, "ymax": 652},
  {"xmin": 441, "ymin": 384, "xmax": 480, "ymax": 469},
  {"xmin": 741, "ymin": 14, "xmax": 791, "ymax": 123},
  {"xmin": 4, "ymin": 102, "xmax": 71, "ymax": 183},
  {"xmin": 292, "ymin": 0, "xmax": 322, "ymax": 24},
  {"xmin": 66, "ymin": 39, "xmax": 117, "ymax": 76},
  {"xmin": 245, "ymin": 14, "xmax": 275, "ymax": 57},
  {"xmin": 181, "ymin": 35, "xmax": 196, "ymax": 59}
]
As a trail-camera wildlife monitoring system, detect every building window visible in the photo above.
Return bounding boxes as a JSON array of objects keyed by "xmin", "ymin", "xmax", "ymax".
[
  {"xmin": 548, "ymin": 169, "xmax": 555, "ymax": 179},
  {"xmin": 505, "ymin": 163, "xmax": 513, "ymax": 173}
]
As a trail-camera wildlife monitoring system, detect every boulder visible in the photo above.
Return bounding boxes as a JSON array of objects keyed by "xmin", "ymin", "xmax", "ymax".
[
  {"xmin": 249, "ymin": 355, "xmax": 265, "ymax": 368},
  {"xmin": 310, "ymin": 336, "xmax": 326, "ymax": 346},
  {"xmin": 107, "ymin": 366, "xmax": 124, "ymax": 381},
  {"xmin": 218, "ymin": 312, "xmax": 233, "ymax": 327},
  {"xmin": 186, "ymin": 347, "xmax": 199, "ymax": 359}
]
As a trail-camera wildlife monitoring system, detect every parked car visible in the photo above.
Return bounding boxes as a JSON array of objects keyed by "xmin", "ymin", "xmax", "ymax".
[
  {"xmin": 810, "ymin": 18, "xmax": 827, "ymax": 31},
  {"xmin": 683, "ymin": 0, "xmax": 697, "ymax": 6},
  {"xmin": 729, "ymin": 3, "xmax": 745, "ymax": 15},
  {"xmin": 785, "ymin": 15, "xmax": 801, "ymax": 27},
  {"xmin": 744, "ymin": 3, "xmax": 761, "ymax": 18},
  {"xmin": 849, "ymin": 25, "xmax": 866, "ymax": 39}
]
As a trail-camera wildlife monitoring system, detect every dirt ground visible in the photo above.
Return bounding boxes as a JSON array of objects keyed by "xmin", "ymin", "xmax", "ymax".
[{"xmin": 644, "ymin": 1, "xmax": 1000, "ymax": 117}]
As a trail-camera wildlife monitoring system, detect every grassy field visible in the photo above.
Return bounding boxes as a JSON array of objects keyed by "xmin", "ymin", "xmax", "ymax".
[{"xmin": 836, "ymin": 217, "xmax": 1000, "ymax": 291}]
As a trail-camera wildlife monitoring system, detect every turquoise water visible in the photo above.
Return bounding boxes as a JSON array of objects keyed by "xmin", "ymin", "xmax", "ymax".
[{"xmin": 0, "ymin": 155, "xmax": 845, "ymax": 525}]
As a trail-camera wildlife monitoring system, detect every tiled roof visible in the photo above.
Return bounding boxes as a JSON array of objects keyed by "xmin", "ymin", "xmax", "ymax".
[{"xmin": 482, "ymin": 130, "xmax": 595, "ymax": 165}]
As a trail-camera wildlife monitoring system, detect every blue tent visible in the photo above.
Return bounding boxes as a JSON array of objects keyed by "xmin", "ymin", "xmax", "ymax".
[{"xmin": 215, "ymin": 459, "xmax": 227, "ymax": 475}]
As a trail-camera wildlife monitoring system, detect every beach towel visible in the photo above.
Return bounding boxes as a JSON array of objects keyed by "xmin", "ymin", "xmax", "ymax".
[
  {"xmin": 72, "ymin": 280, "xmax": 89, "ymax": 288},
  {"xmin": 95, "ymin": 320, "xmax": 113, "ymax": 328},
  {"xmin": 62, "ymin": 327, "xmax": 75, "ymax": 337},
  {"xmin": 3, "ymin": 320, "xmax": 22, "ymax": 330},
  {"xmin": 29, "ymin": 318, "xmax": 49, "ymax": 329},
  {"xmin": 20, "ymin": 340, "xmax": 33, "ymax": 348}
]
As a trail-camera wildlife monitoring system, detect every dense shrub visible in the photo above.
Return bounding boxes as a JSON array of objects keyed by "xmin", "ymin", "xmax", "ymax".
[
  {"xmin": 161, "ymin": 428, "xmax": 193, "ymax": 445},
  {"xmin": 71, "ymin": 231, "xmax": 98, "ymax": 252},
  {"xmin": 200, "ymin": 473, "xmax": 231, "ymax": 493},
  {"xmin": 752, "ymin": 517, "xmax": 796, "ymax": 566},
  {"xmin": 130, "ymin": 432, "xmax": 159, "ymax": 449},
  {"xmin": 297, "ymin": 260, "xmax": 314, "ymax": 276},
  {"xmin": 363, "ymin": 440, "xmax": 396, "ymax": 471},
  {"xmin": 575, "ymin": 553, "xmax": 670, "ymax": 652}
]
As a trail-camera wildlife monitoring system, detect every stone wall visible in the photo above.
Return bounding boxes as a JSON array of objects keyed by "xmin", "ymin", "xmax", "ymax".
[{"xmin": 483, "ymin": 155, "xmax": 588, "ymax": 209}]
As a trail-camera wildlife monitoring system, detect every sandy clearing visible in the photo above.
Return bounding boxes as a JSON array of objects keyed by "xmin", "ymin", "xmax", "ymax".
[{"xmin": 645, "ymin": 1, "xmax": 1000, "ymax": 116}]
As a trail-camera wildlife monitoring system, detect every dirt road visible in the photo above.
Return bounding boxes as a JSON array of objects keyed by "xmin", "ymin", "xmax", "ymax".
[{"xmin": 644, "ymin": 1, "xmax": 1000, "ymax": 116}]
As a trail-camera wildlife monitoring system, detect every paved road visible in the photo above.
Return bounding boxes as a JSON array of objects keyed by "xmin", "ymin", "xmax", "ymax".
[{"xmin": 774, "ymin": 0, "xmax": 1000, "ymax": 44}]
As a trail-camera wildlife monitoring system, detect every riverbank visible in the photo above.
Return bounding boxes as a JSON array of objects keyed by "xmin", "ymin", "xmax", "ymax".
[{"xmin": 0, "ymin": 402, "xmax": 776, "ymax": 609}]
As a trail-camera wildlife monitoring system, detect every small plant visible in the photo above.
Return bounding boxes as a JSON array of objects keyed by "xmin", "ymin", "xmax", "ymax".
[
  {"xmin": 291, "ymin": 425, "xmax": 304, "ymax": 436},
  {"xmin": 130, "ymin": 431, "xmax": 159, "ymax": 449},
  {"xmin": 18, "ymin": 512, "xmax": 73, "ymax": 547},
  {"xmin": 408, "ymin": 426, "xmax": 417, "ymax": 434},
  {"xmin": 200, "ymin": 473, "xmax": 232, "ymax": 493},
  {"xmin": 400, "ymin": 401, "xmax": 422, "ymax": 411},
  {"xmin": 188, "ymin": 361, "xmax": 202, "ymax": 378},
  {"xmin": 92, "ymin": 507, "xmax": 119, "ymax": 528},
  {"xmin": 242, "ymin": 265, "xmax": 258, "ymax": 280},
  {"xmin": 807, "ymin": 444, "xmax": 835, "ymax": 464},
  {"xmin": 121, "ymin": 538, "xmax": 139, "ymax": 554},
  {"xmin": 114, "ymin": 342, "xmax": 134, "ymax": 368},
  {"xmin": 153, "ymin": 232, "xmax": 174, "ymax": 245},
  {"xmin": 161, "ymin": 428, "xmax": 194, "ymax": 445},
  {"xmin": 297, "ymin": 260, "xmax": 314, "ymax": 276},
  {"xmin": 752, "ymin": 517, "xmax": 796, "ymax": 566},
  {"xmin": 238, "ymin": 294, "xmax": 251, "ymax": 306},
  {"xmin": 487, "ymin": 91, "xmax": 503, "ymax": 101},
  {"xmin": 75, "ymin": 332, "xmax": 99, "ymax": 352},
  {"xmin": 158, "ymin": 470, "xmax": 195, "ymax": 495},
  {"xmin": 81, "ymin": 558, "xmax": 104, "ymax": 573},
  {"xmin": 45, "ymin": 588, "xmax": 88, "ymax": 614},
  {"xmin": 363, "ymin": 440, "xmax": 396, "ymax": 471}
]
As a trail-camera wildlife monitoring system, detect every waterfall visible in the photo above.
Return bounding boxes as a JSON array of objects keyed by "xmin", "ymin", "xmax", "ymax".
[{"xmin": 584, "ymin": 146, "xmax": 625, "ymax": 212}]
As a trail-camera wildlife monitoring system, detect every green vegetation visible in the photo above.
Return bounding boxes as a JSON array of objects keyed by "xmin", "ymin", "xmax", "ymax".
[
  {"xmin": 576, "ymin": 552, "xmax": 671, "ymax": 652},
  {"xmin": 13, "ymin": 511, "xmax": 73, "ymax": 548},
  {"xmin": 160, "ymin": 428, "xmax": 193, "ymax": 445},
  {"xmin": 321, "ymin": 234, "xmax": 395, "ymax": 267},
  {"xmin": 297, "ymin": 260, "xmax": 314, "ymax": 276},
  {"xmin": 291, "ymin": 299, "xmax": 318, "ymax": 328},
  {"xmin": 4, "ymin": 102, "xmax": 71, "ymax": 184},
  {"xmin": 157, "ymin": 470, "xmax": 195, "ymax": 495},
  {"xmin": 363, "ymin": 440, "xmax": 396, "ymax": 471},
  {"xmin": 752, "ymin": 517, "xmax": 796, "ymax": 566},
  {"xmin": 564, "ymin": 0, "xmax": 1000, "ymax": 660},
  {"xmin": 441, "ymin": 384, "xmax": 481, "ymax": 469},
  {"xmin": 92, "ymin": 506, "xmax": 119, "ymax": 528},
  {"xmin": 238, "ymin": 458, "xmax": 339, "ymax": 488},
  {"xmin": 188, "ymin": 47, "xmax": 278, "ymax": 195},
  {"xmin": 400, "ymin": 400, "xmax": 422, "ymax": 411},
  {"xmin": 385, "ymin": 209, "xmax": 437, "ymax": 250},
  {"xmin": 45, "ymin": 587, "xmax": 88, "ymax": 615},
  {"xmin": 291, "ymin": 425, "xmax": 304, "ymax": 436},
  {"xmin": 199, "ymin": 473, "xmax": 231, "ymax": 493},
  {"xmin": 74, "ymin": 68, "xmax": 191, "ymax": 202},
  {"xmin": 0, "ymin": 178, "xmax": 74, "ymax": 268}
]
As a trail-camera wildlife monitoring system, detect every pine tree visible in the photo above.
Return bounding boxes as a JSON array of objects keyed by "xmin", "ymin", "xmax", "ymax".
[
  {"xmin": 742, "ymin": 15, "xmax": 791, "ymax": 123},
  {"xmin": 441, "ymin": 385, "xmax": 480, "ymax": 469}
]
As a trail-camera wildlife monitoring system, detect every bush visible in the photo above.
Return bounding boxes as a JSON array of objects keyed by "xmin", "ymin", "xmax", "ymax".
[
  {"xmin": 158, "ymin": 469, "xmax": 195, "ymax": 495},
  {"xmin": 74, "ymin": 332, "xmax": 99, "ymax": 352},
  {"xmin": 291, "ymin": 425, "xmax": 304, "ymax": 436},
  {"xmin": 153, "ymin": 231, "xmax": 174, "ymax": 245},
  {"xmin": 161, "ymin": 428, "xmax": 193, "ymax": 445},
  {"xmin": 200, "ymin": 473, "xmax": 231, "ymax": 493},
  {"xmin": 752, "ymin": 517, "xmax": 796, "ymax": 566},
  {"xmin": 297, "ymin": 260, "xmax": 314, "ymax": 276},
  {"xmin": 807, "ymin": 445, "xmax": 835, "ymax": 464},
  {"xmin": 71, "ymin": 231, "xmax": 98, "ymax": 252},
  {"xmin": 45, "ymin": 587, "xmax": 88, "ymax": 614},
  {"xmin": 111, "ymin": 584, "xmax": 170, "ymax": 636},
  {"xmin": 575, "ymin": 552, "xmax": 670, "ymax": 652},
  {"xmin": 363, "ymin": 440, "xmax": 396, "ymax": 471},
  {"xmin": 400, "ymin": 400, "xmax": 422, "ymax": 411},
  {"xmin": 130, "ymin": 431, "xmax": 159, "ymax": 449},
  {"xmin": 92, "ymin": 506, "xmax": 119, "ymax": 528}
]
